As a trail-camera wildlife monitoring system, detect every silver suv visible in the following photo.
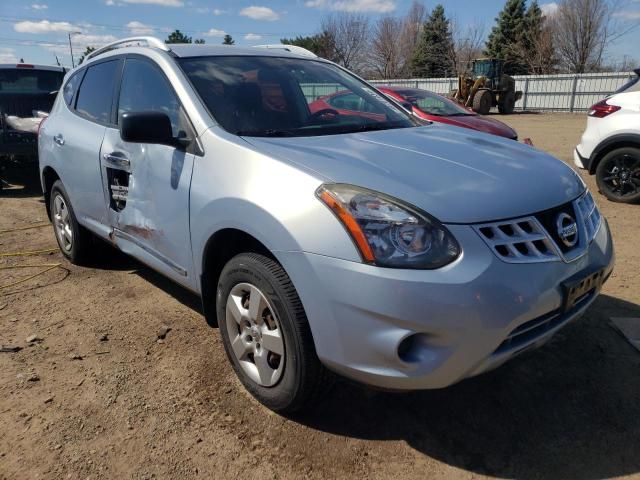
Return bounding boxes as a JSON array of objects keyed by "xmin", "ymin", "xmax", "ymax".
[{"xmin": 39, "ymin": 37, "xmax": 614, "ymax": 413}]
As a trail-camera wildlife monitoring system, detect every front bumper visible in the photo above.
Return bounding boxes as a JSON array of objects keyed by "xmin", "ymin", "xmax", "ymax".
[{"xmin": 276, "ymin": 219, "xmax": 614, "ymax": 390}]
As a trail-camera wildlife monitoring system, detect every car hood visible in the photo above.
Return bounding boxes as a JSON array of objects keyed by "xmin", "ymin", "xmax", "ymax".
[
  {"xmin": 244, "ymin": 124, "xmax": 584, "ymax": 224},
  {"xmin": 444, "ymin": 114, "xmax": 517, "ymax": 139}
]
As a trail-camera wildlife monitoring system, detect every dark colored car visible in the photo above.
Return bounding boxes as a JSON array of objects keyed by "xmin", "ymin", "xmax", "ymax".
[
  {"xmin": 378, "ymin": 87, "xmax": 519, "ymax": 140},
  {"xmin": 0, "ymin": 63, "xmax": 64, "ymax": 189}
]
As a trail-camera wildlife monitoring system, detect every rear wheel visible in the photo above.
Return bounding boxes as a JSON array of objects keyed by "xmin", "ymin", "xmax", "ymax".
[
  {"xmin": 50, "ymin": 180, "xmax": 93, "ymax": 263},
  {"xmin": 595, "ymin": 147, "xmax": 640, "ymax": 203},
  {"xmin": 498, "ymin": 90, "xmax": 516, "ymax": 114},
  {"xmin": 216, "ymin": 253, "xmax": 331, "ymax": 413},
  {"xmin": 472, "ymin": 89, "xmax": 492, "ymax": 115}
]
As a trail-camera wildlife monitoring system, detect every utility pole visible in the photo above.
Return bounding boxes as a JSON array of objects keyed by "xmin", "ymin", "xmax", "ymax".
[{"xmin": 68, "ymin": 31, "xmax": 82, "ymax": 68}]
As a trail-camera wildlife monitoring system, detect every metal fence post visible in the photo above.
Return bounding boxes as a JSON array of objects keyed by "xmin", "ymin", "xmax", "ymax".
[
  {"xmin": 522, "ymin": 77, "xmax": 529, "ymax": 111},
  {"xmin": 569, "ymin": 75, "xmax": 578, "ymax": 113}
]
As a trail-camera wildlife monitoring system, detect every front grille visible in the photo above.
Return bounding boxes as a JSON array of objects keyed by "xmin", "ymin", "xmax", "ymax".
[
  {"xmin": 474, "ymin": 217, "xmax": 560, "ymax": 263},
  {"xmin": 576, "ymin": 191, "xmax": 601, "ymax": 243},
  {"xmin": 474, "ymin": 191, "xmax": 602, "ymax": 264},
  {"xmin": 534, "ymin": 202, "xmax": 578, "ymax": 254}
]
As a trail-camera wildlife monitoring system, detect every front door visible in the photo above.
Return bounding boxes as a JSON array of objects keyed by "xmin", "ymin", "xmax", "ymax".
[{"xmin": 99, "ymin": 57, "xmax": 197, "ymax": 289}]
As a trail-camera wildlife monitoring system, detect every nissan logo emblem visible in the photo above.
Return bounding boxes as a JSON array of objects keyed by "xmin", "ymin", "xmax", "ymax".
[{"xmin": 556, "ymin": 213, "xmax": 578, "ymax": 248}]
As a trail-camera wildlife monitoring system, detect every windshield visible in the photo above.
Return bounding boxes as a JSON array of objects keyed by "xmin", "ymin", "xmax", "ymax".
[
  {"xmin": 394, "ymin": 88, "xmax": 474, "ymax": 116},
  {"xmin": 178, "ymin": 56, "xmax": 416, "ymax": 137},
  {"xmin": 0, "ymin": 69, "xmax": 63, "ymax": 94}
]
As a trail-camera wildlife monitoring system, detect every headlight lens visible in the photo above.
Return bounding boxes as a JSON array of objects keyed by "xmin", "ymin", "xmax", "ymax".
[{"xmin": 317, "ymin": 184, "xmax": 460, "ymax": 269}]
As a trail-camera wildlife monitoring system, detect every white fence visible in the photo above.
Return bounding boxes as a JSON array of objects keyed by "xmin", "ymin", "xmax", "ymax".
[{"xmin": 368, "ymin": 71, "xmax": 636, "ymax": 112}]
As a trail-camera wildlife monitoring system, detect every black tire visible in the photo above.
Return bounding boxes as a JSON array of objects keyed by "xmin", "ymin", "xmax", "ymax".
[
  {"xmin": 498, "ymin": 90, "xmax": 515, "ymax": 114},
  {"xmin": 49, "ymin": 180, "xmax": 94, "ymax": 264},
  {"xmin": 595, "ymin": 147, "xmax": 640, "ymax": 204},
  {"xmin": 216, "ymin": 253, "xmax": 331, "ymax": 413},
  {"xmin": 472, "ymin": 89, "xmax": 492, "ymax": 115}
]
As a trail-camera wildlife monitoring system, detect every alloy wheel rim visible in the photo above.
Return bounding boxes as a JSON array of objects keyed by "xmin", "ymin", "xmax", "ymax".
[
  {"xmin": 602, "ymin": 154, "xmax": 640, "ymax": 198},
  {"xmin": 53, "ymin": 194, "xmax": 73, "ymax": 252},
  {"xmin": 225, "ymin": 282, "xmax": 285, "ymax": 387}
]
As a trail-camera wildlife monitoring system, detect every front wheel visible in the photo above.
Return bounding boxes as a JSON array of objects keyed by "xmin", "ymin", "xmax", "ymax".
[
  {"xmin": 595, "ymin": 147, "xmax": 640, "ymax": 203},
  {"xmin": 216, "ymin": 253, "xmax": 331, "ymax": 413}
]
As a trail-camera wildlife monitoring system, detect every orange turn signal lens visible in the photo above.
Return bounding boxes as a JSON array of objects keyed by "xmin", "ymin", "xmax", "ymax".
[{"xmin": 318, "ymin": 189, "xmax": 376, "ymax": 263}]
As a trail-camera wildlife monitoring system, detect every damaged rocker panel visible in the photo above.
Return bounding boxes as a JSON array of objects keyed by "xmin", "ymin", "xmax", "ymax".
[{"xmin": 112, "ymin": 228, "xmax": 188, "ymax": 277}]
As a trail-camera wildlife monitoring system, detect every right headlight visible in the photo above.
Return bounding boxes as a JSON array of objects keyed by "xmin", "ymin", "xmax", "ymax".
[{"xmin": 317, "ymin": 184, "xmax": 460, "ymax": 269}]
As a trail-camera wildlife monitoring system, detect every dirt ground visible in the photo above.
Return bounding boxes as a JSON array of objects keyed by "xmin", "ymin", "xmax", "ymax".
[{"xmin": 1, "ymin": 113, "xmax": 639, "ymax": 480}]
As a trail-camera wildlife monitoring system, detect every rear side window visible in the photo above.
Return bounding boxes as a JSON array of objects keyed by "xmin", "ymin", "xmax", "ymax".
[
  {"xmin": 75, "ymin": 60, "xmax": 119, "ymax": 124},
  {"xmin": 62, "ymin": 71, "xmax": 83, "ymax": 106}
]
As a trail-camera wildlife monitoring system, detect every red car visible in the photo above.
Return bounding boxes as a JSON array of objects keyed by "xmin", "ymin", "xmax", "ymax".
[{"xmin": 378, "ymin": 86, "xmax": 518, "ymax": 140}]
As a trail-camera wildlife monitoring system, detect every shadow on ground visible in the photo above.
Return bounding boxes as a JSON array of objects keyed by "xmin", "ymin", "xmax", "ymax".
[{"xmin": 298, "ymin": 294, "xmax": 640, "ymax": 480}]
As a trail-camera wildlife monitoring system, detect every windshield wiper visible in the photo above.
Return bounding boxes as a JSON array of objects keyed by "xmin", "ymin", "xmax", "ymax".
[{"xmin": 236, "ymin": 129, "xmax": 297, "ymax": 137}]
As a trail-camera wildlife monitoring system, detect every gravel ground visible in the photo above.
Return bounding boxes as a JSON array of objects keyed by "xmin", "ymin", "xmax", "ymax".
[{"xmin": 1, "ymin": 113, "xmax": 639, "ymax": 480}]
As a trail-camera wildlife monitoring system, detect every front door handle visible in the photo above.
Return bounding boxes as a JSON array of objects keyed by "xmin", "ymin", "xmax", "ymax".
[
  {"xmin": 103, "ymin": 152, "xmax": 130, "ymax": 168},
  {"xmin": 53, "ymin": 134, "xmax": 64, "ymax": 146}
]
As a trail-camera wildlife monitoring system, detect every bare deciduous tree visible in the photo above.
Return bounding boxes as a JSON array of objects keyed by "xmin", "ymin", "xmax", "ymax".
[
  {"xmin": 552, "ymin": 0, "xmax": 636, "ymax": 73},
  {"xmin": 322, "ymin": 13, "xmax": 370, "ymax": 74},
  {"xmin": 399, "ymin": 1, "xmax": 427, "ymax": 75},
  {"xmin": 450, "ymin": 18, "xmax": 486, "ymax": 75},
  {"xmin": 371, "ymin": 16, "xmax": 404, "ymax": 79}
]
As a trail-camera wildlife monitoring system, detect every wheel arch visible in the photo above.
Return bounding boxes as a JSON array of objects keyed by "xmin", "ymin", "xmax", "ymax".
[
  {"xmin": 589, "ymin": 134, "xmax": 640, "ymax": 174},
  {"xmin": 199, "ymin": 228, "xmax": 275, "ymax": 328},
  {"xmin": 41, "ymin": 166, "xmax": 61, "ymax": 220}
]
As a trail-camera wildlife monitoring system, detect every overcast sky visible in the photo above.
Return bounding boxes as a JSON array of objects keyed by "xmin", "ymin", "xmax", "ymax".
[{"xmin": 1, "ymin": 0, "xmax": 638, "ymax": 69}]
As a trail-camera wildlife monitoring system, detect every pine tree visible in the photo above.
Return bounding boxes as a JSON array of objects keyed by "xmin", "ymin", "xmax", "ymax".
[
  {"xmin": 410, "ymin": 5, "xmax": 454, "ymax": 78},
  {"xmin": 280, "ymin": 32, "xmax": 337, "ymax": 61},
  {"xmin": 485, "ymin": 0, "xmax": 527, "ymax": 74},
  {"xmin": 165, "ymin": 29, "xmax": 192, "ymax": 44},
  {"xmin": 222, "ymin": 34, "xmax": 235, "ymax": 45},
  {"xmin": 77, "ymin": 46, "xmax": 96, "ymax": 65}
]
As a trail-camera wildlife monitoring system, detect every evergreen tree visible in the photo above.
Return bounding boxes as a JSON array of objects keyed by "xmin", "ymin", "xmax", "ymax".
[
  {"xmin": 280, "ymin": 32, "xmax": 337, "ymax": 60},
  {"xmin": 410, "ymin": 5, "xmax": 455, "ymax": 78},
  {"xmin": 194, "ymin": 38, "xmax": 206, "ymax": 44},
  {"xmin": 165, "ymin": 29, "xmax": 192, "ymax": 44},
  {"xmin": 485, "ymin": 0, "xmax": 527, "ymax": 74},
  {"xmin": 77, "ymin": 46, "xmax": 96, "ymax": 65},
  {"xmin": 222, "ymin": 34, "xmax": 235, "ymax": 45}
]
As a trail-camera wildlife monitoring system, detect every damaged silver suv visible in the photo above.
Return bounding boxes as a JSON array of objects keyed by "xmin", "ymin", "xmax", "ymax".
[{"xmin": 39, "ymin": 38, "xmax": 614, "ymax": 413}]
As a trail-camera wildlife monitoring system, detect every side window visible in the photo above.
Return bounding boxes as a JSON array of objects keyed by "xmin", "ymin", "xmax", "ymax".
[
  {"xmin": 62, "ymin": 70, "xmax": 83, "ymax": 106},
  {"xmin": 75, "ymin": 60, "xmax": 119, "ymax": 124},
  {"xmin": 328, "ymin": 92, "xmax": 363, "ymax": 111},
  {"xmin": 118, "ymin": 58, "xmax": 183, "ymax": 137}
]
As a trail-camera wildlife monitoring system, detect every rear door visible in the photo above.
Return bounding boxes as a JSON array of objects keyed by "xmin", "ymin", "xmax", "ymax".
[
  {"xmin": 99, "ymin": 56, "xmax": 197, "ymax": 288},
  {"xmin": 47, "ymin": 59, "xmax": 121, "ymax": 231}
]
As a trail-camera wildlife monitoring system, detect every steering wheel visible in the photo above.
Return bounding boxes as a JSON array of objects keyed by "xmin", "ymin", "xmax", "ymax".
[{"xmin": 309, "ymin": 108, "xmax": 340, "ymax": 121}]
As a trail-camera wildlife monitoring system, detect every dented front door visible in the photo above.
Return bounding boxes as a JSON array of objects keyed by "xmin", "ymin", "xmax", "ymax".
[
  {"xmin": 99, "ymin": 128, "xmax": 196, "ymax": 288},
  {"xmin": 98, "ymin": 56, "xmax": 198, "ymax": 289}
]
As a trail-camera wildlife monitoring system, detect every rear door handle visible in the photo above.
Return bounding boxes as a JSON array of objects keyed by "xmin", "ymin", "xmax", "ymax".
[
  {"xmin": 53, "ymin": 134, "xmax": 64, "ymax": 146},
  {"xmin": 103, "ymin": 152, "xmax": 130, "ymax": 167}
]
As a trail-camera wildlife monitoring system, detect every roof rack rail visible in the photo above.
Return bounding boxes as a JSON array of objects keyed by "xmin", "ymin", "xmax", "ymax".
[
  {"xmin": 85, "ymin": 36, "xmax": 170, "ymax": 62},
  {"xmin": 253, "ymin": 44, "xmax": 317, "ymax": 58}
]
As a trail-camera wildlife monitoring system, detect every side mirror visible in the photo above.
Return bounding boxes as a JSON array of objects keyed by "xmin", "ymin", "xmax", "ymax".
[{"xmin": 120, "ymin": 111, "xmax": 177, "ymax": 147}]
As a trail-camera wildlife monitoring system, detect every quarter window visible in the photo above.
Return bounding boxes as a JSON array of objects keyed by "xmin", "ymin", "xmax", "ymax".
[
  {"xmin": 62, "ymin": 71, "xmax": 82, "ymax": 106},
  {"xmin": 118, "ymin": 58, "xmax": 183, "ymax": 137},
  {"xmin": 75, "ymin": 60, "xmax": 119, "ymax": 124}
]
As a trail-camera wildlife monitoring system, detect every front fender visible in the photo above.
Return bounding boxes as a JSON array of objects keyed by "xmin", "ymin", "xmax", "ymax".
[{"xmin": 190, "ymin": 196, "xmax": 360, "ymax": 291}]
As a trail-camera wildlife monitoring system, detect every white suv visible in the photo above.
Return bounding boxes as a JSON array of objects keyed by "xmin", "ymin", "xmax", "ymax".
[{"xmin": 574, "ymin": 69, "xmax": 640, "ymax": 203}]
